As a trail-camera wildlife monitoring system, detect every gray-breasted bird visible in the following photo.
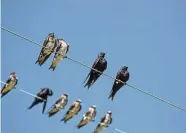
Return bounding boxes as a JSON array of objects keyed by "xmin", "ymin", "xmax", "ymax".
[
  {"xmin": 1, "ymin": 72, "xmax": 18, "ymax": 98},
  {"xmin": 61, "ymin": 99, "xmax": 82, "ymax": 123},
  {"xmin": 77, "ymin": 105, "xmax": 97, "ymax": 129},
  {"xmin": 35, "ymin": 33, "xmax": 57, "ymax": 66},
  {"xmin": 49, "ymin": 39, "xmax": 69, "ymax": 71},
  {"xmin": 93, "ymin": 111, "xmax": 113, "ymax": 133},
  {"xmin": 48, "ymin": 94, "xmax": 68, "ymax": 117}
]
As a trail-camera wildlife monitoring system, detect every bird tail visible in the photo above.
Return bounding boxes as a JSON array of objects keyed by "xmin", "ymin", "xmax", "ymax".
[
  {"xmin": 60, "ymin": 116, "xmax": 68, "ymax": 123},
  {"xmin": 28, "ymin": 99, "xmax": 41, "ymax": 110},
  {"xmin": 35, "ymin": 58, "xmax": 40, "ymax": 64},
  {"xmin": 35, "ymin": 54, "xmax": 42, "ymax": 65},
  {"xmin": 28, "ymin": 103, "xmax": 35, "ymax": 110},
  {"xmin": 108, "ymin": 90, "xmax": 115, "ymax": 101},
  {"xmin": 83, "ymin": 72, "xmax": 90, "ymax": 85},
  {"xmin": 49, "ymin": 65, "xmax": 56, "ymax": 71},
  {"xmin": 84, "ymin": 79, "xmax": 92, "ymax": 89}
]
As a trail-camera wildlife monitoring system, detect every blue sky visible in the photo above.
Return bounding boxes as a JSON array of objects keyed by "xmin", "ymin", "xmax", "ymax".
[{"xmin": 1, "ymin": 0, "xmax": 186, "ymax": 133}]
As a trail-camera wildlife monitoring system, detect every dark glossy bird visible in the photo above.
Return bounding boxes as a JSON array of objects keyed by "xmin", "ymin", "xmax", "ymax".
[
  {"xmin": 35, "ymin": 33, "xmax": 57, "ymax": 66},
  {"xmin": 48, "ymin": 94, "xmax": 68, "ymax": 117},
  {"xmin": 77, "ymin": 105, "xmax": 96, "ymax": 129},
  {"xmin": 1, "ymin": 72, "xmax": 18, "ymax": 98},
  {"xmin": 61, "ymin": 99, "xmax": 82, "ymax": 123},
  {"xmin": 84, "ymin": 52, "xmax": 107, "ymax": 89},
  {"xmin": 49, "ymin": 39, "xmax": 69, "ymax": 71},
  {"xmin": 93, "ymin": 111, "xmax": 112, "ymax": 133},
  {"xmin": 108, "ymin": 66, "xmax": 130, "ymax": 100},
  {"xmin": 28, "ymin": 88, "xmax": 53, "ymax": 114}
]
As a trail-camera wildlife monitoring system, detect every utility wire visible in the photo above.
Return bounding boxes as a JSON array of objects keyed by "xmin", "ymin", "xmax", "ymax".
[
  {"xmin": 0, "ymin": 81, "xmax": 127, "ymax": 133},
  {"xmin": 1, "ymin": 26, "xmax": 186, "ymax": 112}
]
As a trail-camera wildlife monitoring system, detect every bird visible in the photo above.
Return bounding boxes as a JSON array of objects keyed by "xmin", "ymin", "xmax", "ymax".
[
  {"xmin": 48, "ymin": 94, "xmax": 68, "ymax": 117},
  {"xmin": 108, "ymin": 66, "xmax": 130, "ymax": 100},
  {"xmin": 93, "ymin": 111, "xmax": 113, "ymax": 133},
  {"xmin": 77, "ymin": 105, "xmax": 97, "ymax": 129},
  {"xmin": 49, "ymin": 38, "xmax": 69, "ymax": 71},
  {"xmin": 83, "ymin": 52, "xmax": 107, "ymax": 89},
  {"xmin": 61, "ymin": 99, "xmax": 82, "ymax": 123},
  {"xmin": 28, "ymin": 88, "xmax": 53, "ymax": 114},
  {"xmin": 35, "ymin": 33, "xmax": 57, "ymax": 66},
  {"xmin": 1, "ymin": 72, "xmax": 18, "ymax": 98}
]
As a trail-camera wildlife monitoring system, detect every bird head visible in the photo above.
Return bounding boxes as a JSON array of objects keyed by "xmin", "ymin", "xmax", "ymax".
[
  {"xmin": 91, "ymin": 105, "xmax": 96, "ymax": 109},
  {"xmin": 76, "ymin": 99, "xmax": 82, "ymax": 103},
  {"xmin": 122, "ymin": 66, "xmax": 128, "ymax": 71},
  {"xmin": 10, "ymin": 72, "xmax": 16, "ymax": 77},
  {"xmin": 10, "ymin": 72, "xmax": 16, "ymax": 75},
  {"xmin": 48, "ymin": 89, "xmax": 53, "ymax": 96},
  {"xmin": 63, "ymin": 93, "xmax": 68, "ymax": 97},
  {"xmin": 107, "ymin": 111, "xmax": 112, "ymax": 115},
  {"xmin": 48, "ymin": 33, "xmax": 55, "ymax": 38},
  {"xmin": 99, "ymin": 52, "xmax": 106, "ymax": 58}
]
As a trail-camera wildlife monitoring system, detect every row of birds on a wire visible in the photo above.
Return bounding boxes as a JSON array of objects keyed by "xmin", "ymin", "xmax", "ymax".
[
  {"xmin": 1, "ymin": 79, "xmax": 112, "ymax": 133},
  {"xmin": 1, "ymin": 32, "xmax": 130, "ymax": 133},
  {"xmin": 1, "ymin": 33, "xmax": 130, "ymax": 100},
  {"xmin": 35, "ymin": 33, "xmax": 130, "ymax": 100}
]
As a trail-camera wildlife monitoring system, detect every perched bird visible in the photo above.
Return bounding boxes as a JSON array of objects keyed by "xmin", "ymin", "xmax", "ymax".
[
  {"xmin": 108, "ymin": 66, "xmax": 130, "ymax": 100},
  {"xmin": 1, "ymin": 72, "xmax": 18, "ymax": 98},
  {"xmin": 28, "ymin": 88, "xmax": 53, "ymax": 114},
  {"xmin": 48, "ymin": 94, "xmax": 68, "ymax": 117},
  {"xmin": 35, "ymin": 33, "xmax": 57, "ymax": 66},
  {"xmin": 84, "ymin": 52, "xmax": 107, "ymax": 89},
  {"xmin": 93, "ymin": 111, "xmax": 113, "ymax": 133},
  {"xmin": 61, "ymin": 99, "xmax": 82, "ymax": 123},
  {"xmin": 77, "ymin": 105, "xmax": 97, "ymax": 129},
  {"xmin": 49, "ymin": 39, "xmax": 69, "ymax": 71}
]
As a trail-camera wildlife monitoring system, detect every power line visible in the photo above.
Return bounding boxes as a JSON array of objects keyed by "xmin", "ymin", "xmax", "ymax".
[
  {"xmin": 1, "ymin": 26, "xmax": 186, "ymax": 112},
  {"xmin": 0, "ymin": 81, "xmax": 127, "ymax": 133}
]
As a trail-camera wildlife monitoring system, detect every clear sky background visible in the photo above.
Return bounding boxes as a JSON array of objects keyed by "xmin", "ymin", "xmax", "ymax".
[{"xmin": 1, "ymin": 0, "xmax": 186, "ymax": 133}]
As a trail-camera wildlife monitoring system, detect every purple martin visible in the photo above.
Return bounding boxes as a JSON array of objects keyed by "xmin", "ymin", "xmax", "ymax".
[
  {"xmin": 84, "ymin": 52, "xmax": 107, "ymax": 89},
  {"xmin": 28, "ymin": 88, "xmax": 53, "ymax": 114},
  {"xmin": 108, "ymin": 66, "xmax": 129, "ymax": 100}
]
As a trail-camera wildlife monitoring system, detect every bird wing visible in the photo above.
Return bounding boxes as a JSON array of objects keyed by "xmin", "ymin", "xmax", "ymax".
[
  {"xmin": 55, "ymin": 40, "xmax": 61, "ymax": 53},
  {"xmin": 100, "ymin": 116, "xmax": 106, "ymax": 123},
  {"xmin": 104, "ymin": 60, "xmax": 107, "ymax": 71},
  {"xmin": 43, "ymin": 36, "xmax": 49, "ymax": 47},
  {"xmin": 66, "ymin": 44, "xmax": 70, "ymax": 54},
  {"xmin": 54, "ymin": 38, "xmax": 58, "ymax": 50},
  {"xmin": 83, "ymin": 56, "xmax": 100, "ymax": 84},
  {"xmin": 5, "ymin": 78, "xmax": 11, "ymax": 84},
  {"xmin": 1, "ymin": 78, "xmax": 11, "ymax": 89},
  {"xmin": 85, "ymin": 110, "xmax": 91, "ymax": 116},
  {"xmin": 40, "ymin": 36, "xmax": 49, "ymax": 54},
  {"xmin": 64, "ymin": 98, "xmax": 68, "ymax": 107},
  {"xmin": 115, "ymin": 68, "xmax": 122, "ymax": 81},
  {"xmin": 15, "ymin": 78, "xmax": 18, "ymax": 87},
  {"xmin": 65, "ymin": 104, "xmax": 75, "ymax": 115},
  {"xmin": 42, "ymin": 98, "xmax": 48, "ymax": 114},
  {"xmin": 124, "ymin": 71, "xmax": 130, "ymax": 81},
  {"xmin": 92, "ymin": 56, "xmax": 100, "ymax": 69},
  {"xmin": 110, "ymin": 117, "xmax": 113, "ymax": 124},
  {"xmin": 38, "ymin": 88, "xmax": 46, "ymax": 96},
  {"xmin": 77, "ymin": 104, "xmax": 82, "ymax": 113},
  {"xmin": 55, "ymin": 97, "xmax": 62, "ymax": 104},
  {"xmin": 93, "ymin": 110, "xmax": 97, "ymax": 118}
]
